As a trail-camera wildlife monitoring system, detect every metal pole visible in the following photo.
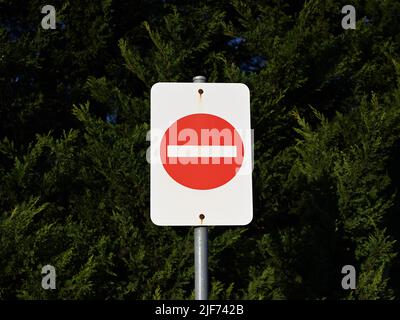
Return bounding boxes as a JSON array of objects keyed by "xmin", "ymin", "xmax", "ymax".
[
  {"xmin": 193, "ymin": 75, "xmax": 208, "ymax": 300},
  {"xmin": 194, "ymin": 226, "xmax": 208, "ymax": 300}
]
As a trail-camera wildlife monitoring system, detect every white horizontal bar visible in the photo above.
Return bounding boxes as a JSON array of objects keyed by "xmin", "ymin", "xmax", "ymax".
[{"xmin": 167, "ymin": 145, "xmax": 237, "ymax": 158}]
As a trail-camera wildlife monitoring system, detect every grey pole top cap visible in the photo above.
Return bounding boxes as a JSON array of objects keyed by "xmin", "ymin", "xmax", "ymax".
[{"xmin": 192, "ymin": 76, "xmax": 207, "ymax": 83}]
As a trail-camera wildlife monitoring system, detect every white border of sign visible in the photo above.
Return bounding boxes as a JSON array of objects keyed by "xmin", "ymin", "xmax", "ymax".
[{"xmin": 150, "ymin": 82, "xmax": 253, "ymax": 226}]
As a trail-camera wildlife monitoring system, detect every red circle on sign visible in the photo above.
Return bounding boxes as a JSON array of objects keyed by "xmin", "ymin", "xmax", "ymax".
[{"xmin": 160, "ymin": 113, "xmax": 244, "ymax": 190}]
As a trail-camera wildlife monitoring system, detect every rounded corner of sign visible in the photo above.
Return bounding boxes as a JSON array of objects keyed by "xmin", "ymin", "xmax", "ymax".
[
  {"xmin": 237, "ymin": 83, "xmax": 250, "ymax": 95},
  {"xmin": 150, "ymin": 82, "xmax": 164, "ymax": 93},
  {"xmin": 241, "ymin": 214, "xmax": 253, "ymax": 226},
  {"xmin": 150, "ymin": 215, "xmax": 163, "ymax": 226}
]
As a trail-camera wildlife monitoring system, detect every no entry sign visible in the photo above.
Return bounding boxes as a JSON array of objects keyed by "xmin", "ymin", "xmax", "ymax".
[
  {"xmin": 150, "ymin": 83, "xmax": 253, "ymax": 226},
  {"xmin": 161, "ymin": 113, "xmax": 244, "ymax": 190}
]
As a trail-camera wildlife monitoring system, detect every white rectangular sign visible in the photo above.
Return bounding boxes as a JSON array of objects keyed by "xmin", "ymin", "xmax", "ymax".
[{"xmin": 150, "ymin": 82, "xmax": 253, "ymax": 226}]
